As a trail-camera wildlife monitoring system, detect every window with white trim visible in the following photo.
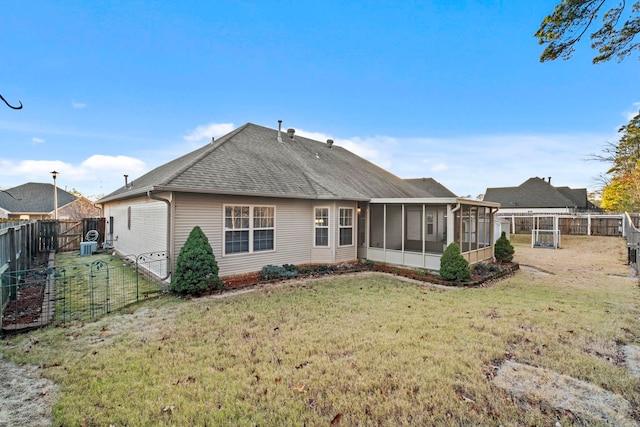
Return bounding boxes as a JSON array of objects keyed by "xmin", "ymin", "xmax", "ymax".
[
  {"xmin": 224, "ymin": 205, "xmax": 274, "ymax": 255},
  {"xmin": 314, "ymin": 207, "xmax": 329, "ymax": 247},
  {"xmin": 339, "ymin": 207, "xmax": 354, "ymax": 246},
  {"xmin": 253, "ymin": 206, "xmax": 275, "ymax": 251}
]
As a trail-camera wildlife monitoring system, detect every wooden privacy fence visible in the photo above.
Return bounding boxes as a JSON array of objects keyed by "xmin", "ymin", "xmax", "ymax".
[
  {"xmin": 499, "ymin": 214, "xmax": 636, "ymax": 236},
  {"xmin": 38, "ymin": 218, "xmax": 105, "ymax": 252},
  {"xmin": 0, "ymin": 221, "xmax": 39, "ymax": 320}
]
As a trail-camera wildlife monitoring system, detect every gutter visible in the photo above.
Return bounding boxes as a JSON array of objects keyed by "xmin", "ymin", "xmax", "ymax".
[{"xmin": 147, "ymin": 190, "xmax": 172, "ymax": 281}]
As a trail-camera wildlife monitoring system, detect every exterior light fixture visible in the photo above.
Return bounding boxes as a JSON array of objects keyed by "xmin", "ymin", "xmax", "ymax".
[{"xmin": 51, "ymin": 170, "xmax": 59, "ymax": 220}]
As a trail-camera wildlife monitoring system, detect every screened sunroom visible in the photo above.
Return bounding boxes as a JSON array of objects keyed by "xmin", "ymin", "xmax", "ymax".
[{"xmin": 359, "ymin": 198, "xmax": 500, "ymax": 271}]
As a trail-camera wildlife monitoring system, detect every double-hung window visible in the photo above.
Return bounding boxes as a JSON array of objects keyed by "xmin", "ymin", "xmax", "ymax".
[
  {"xmin": 339, "ymin": 207, "xmax": 354, "ymax": 246},
  {"xmin": 253, "ymin": 206, "xmax": 275, "ymax": 251},
  {"xmin": 224, "ymin": 205, "xmax": 274, "ymax": 255},
  {"xmin": 314, "ymin": 207, "xmax": 329, "ymax": 247}
]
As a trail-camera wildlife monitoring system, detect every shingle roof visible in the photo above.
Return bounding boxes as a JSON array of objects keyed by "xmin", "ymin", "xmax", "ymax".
[
  {"xmin": 0, "ymin": 182, "xmax": 76, "ymax": 213},
  {"xmin": 99, "ymin": 123, "xmax": 432, "ymax": 202},
  {"xmin": 405, "ymin": 178, "xmax": 457, "ymax": 198},
  {"xmin": 483, "ymin": 177, "xmax": 588, "ymax": 209}
]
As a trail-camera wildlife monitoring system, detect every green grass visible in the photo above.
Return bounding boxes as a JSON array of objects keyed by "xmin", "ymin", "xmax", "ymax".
[
  {"xmin": 53, "ymin": 252, "xmax": 162, "ymax": 322},
  {"xmin": 1, "ymin": 238, "xmax": 639, "ymax": 426}
]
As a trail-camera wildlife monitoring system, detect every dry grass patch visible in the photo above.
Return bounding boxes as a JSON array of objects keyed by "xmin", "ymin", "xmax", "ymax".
[{"xmin": 1, "ymin": 235, "xmax": 639, "ymax": 426}]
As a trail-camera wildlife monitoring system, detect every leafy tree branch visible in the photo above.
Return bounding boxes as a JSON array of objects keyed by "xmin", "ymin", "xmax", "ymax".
[{"xmin": 535, "ymin": 0, "xmax": 640, "ymax": 63}]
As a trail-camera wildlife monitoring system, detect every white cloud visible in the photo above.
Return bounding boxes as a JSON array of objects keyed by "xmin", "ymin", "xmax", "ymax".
[
  {"xmin": 624, "ymin": 102, "xmax": 640, "ymax": 121},
  {"xmin": 31, "ymin": 137, "xmax": 45, "ymax": 143},
  {"xmin": 430, "ymin": 163, "xmax": 448, "ymax": 172},
  {"xmin": 81, "ymin": 154, "xmax": 145, "ymax": 173},
  {"xmin": 0, "ymin": 154, "xmax": 148, "ymax": 200},
  {"xmin": 184, "ymin": 122, "xmax": 234, "ymax": 142},
  {"xmin": 72, "ymin": 100, "xmax": 87, "ymax": 109},
  {"xmin": 295, "ymin": 127, "xmax": 614, "ymax": 198}
]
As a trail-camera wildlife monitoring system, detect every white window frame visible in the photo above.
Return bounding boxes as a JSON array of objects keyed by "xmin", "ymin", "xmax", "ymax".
[
  {"xmin": 314, "ymin": 206, "xmax": 330, "ymax": 248},
  {"xmin": 338, "ymin": 207, "xmax": 354, "ymax": 247},
  {"xmin": 223, "ymin": 204, "xmax": 275, "ymax": 256}
]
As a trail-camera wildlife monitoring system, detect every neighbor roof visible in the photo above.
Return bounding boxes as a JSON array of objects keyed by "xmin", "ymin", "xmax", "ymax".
[
  {"xmin": 405, "ymin": 178, "xmax": 457, "ymax": 198},
  {"xmin": 99, "ymin": 123, "xmax": 433, "ymax": 202},
  {"xmin": 0, "ymin": 182, "xmax": 76, "ymax": 213},
  {"xmin": 483, "ymin": 177, "xmax": 588, "ymax": 209}
]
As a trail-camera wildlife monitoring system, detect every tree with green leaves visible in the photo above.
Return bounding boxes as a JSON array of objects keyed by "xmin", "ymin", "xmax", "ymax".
[
  {"xmin": 170, "ymin": 225, "xmax": 221, "ymax": 295},
  {"xmin": 536, "ymin": 1, "xmax": 640, "ymax": 212},
  {"xmin": 439, "ymin": 243, "xmax": 471, "ymax": 282}
]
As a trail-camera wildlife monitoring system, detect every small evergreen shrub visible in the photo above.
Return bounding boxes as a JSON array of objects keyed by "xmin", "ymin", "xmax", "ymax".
[
  {"xmin": 494, "ymin": 231, "xmax": 515, "ymax": 263},
  {"xmin": 259, "ymin": 264, "xmax": 298, "ymax": 281},
  {"xmin": 472, "ymin": 263, "xmax": 500, "ymax": 274},
  {"xmin": 170, "ymin": 226, "xmax": 220, "ymax": 295},
  {"xmin": 439, "ymin": 242, "xmax": 471, "ymax": 282}
]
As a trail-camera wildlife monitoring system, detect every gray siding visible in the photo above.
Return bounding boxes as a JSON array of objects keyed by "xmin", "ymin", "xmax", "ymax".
[
  {"xmin": 173, "ymin": 194, "xmax": 357, "ymax": 277},
  {"xmin": 174, "ymin": 193, "xmax": 313, "ymax": 277}
]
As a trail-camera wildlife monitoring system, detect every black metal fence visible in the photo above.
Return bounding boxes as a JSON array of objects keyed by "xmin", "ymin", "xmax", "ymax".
[{"xmin": 1, "ymin": 251, "xmax": 166, "ymax": 334}]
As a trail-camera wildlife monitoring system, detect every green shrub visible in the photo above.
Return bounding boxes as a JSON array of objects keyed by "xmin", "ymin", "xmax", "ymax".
[
  {"xmin": 494, "ymin": 231, "xmax": 515, "ymax": 263},
  {"xmin": 170, "ymin": 226, "xmax": 221, "ymax": 295},
  {"xmin": 439, "ymin": 243, "xmax": 471, "ymax": 282},
  {"xmin": 259, "ymin": 264, "xmax": 298, "ymax": 281}
]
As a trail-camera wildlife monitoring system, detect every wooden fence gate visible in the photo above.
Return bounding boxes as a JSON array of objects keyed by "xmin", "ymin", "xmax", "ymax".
[{"xmin": 38, "ymin": 218, "xmax": 105, "ymax": 252}]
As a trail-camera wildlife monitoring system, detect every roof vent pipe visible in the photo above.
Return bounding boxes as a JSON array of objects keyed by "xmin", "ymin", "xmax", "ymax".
[
  {"xmin": 548, "ymin": 176, "xmax": 551, "ymax": 185},
  {"xmin": 327, "ymin": 139, "xmax": 334, "ymax": 148},
  {"xmin": 277, "ymin": 120, "xmax": 283, "ymax": 143},
  {"xmin": 287, "ymin": 128, "xmax": 295, "ymax": 140},
  {"xmin": 124, "ymin": 174, "xmax": 129, "ymax": 188},
  {"xmin": 211, "ymin": 136, "xmax": 215, "ymax": 144}
]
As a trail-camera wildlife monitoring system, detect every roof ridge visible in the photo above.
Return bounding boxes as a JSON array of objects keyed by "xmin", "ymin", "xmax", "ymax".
[{"xmin": 161, "ymin": 123, "xmax": 252, "ymax": 186}]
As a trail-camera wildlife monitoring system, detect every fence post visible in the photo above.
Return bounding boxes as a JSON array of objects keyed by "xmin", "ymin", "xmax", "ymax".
[
  {"xmin": 20, "ymin": 223, "xmax": 28, "ymax": 271},
  {"xmin": 8, "ymin": 228, "xmax": 16, "ymax": 301}
]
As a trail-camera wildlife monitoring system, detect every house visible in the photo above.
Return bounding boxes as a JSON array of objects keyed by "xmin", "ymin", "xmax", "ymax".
[
  {"xmin": 97, "ymin": 123, "xmax": 500, "ymax": 281},
  {"xmin": 0, "ymin": 182, "xmax": 101, "ymax": 220},
  {"xmin": 483, "ymin": 177, "xmax": 600, "ymax": 215}
]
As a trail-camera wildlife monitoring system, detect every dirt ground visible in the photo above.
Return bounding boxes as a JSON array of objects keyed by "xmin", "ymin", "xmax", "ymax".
[{"xmin": 1, "ymin": 235, "xmax": 638, "ymax": 426}]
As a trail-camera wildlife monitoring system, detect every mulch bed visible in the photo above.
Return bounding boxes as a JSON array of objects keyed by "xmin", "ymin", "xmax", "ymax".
[
  {"xmin": 2, "ymin": 252, "xmax": 51, "ymax": 330},
  {"xmin": 219, "ymin": 261, "xmax": 519, "ymax": 291}
]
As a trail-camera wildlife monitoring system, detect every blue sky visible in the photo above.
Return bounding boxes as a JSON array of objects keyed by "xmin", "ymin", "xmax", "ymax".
[{"xmin": 1, "ymin": 1, "xmax": 637, "ymax": 200}]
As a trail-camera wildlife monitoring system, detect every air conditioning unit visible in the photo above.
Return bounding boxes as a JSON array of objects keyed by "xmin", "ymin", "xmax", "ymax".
[
  {"xmin": 80, "ymin": 242, "xmax": 98, "ymax": 256},
  {"xmin": 80, "ymin": 242, "xmax": 92, "ymax": 256}
]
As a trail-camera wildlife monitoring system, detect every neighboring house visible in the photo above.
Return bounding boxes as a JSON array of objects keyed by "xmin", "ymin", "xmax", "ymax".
[
  {"xmin": 483, "ymin": 177, "xmax": 600, "ymax": 215},
  {"xmin": 97, "ymin": 122, "xmax": 500, "ymax": 281},
  {"xmin": 0, "ymin": 182, "xmax": 101, "ymax": 220}
]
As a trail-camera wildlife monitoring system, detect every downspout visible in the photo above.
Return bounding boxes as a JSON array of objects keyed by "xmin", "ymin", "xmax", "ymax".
[
  {"xmin": 448, "ymin": 202, "xmax": 461, "ymax": 248},
  {"xmin": 489, "ymin": 206, "xmax": 499, "ymax": 259},
  {"xmin": 147, "ymin": 191, "xmax": 172, "ymax": 281}
]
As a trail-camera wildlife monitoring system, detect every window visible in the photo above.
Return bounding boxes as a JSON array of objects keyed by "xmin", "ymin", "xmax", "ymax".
[
  {"xmin": 314, "ymin": 207, "xmax": 329, "ymax": 247},
  {"xmin": 224, "ymin": 205, "xmax": 275, "ymax": 255},
  {"xmin": 253, "ymin": 206, "xmax": 275, "ymax": 251},
  {"xmin": 339, "ymin": 208, "xmax": 354, "ymax": 246}
]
